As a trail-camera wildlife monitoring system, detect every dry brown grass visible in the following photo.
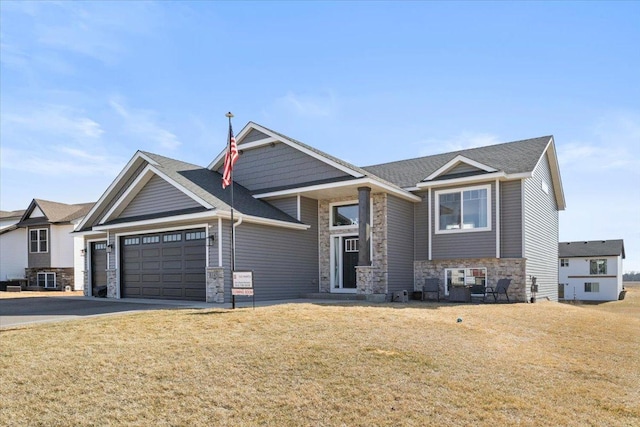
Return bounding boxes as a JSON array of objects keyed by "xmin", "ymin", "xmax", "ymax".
[{"xmin": 1, "ymin": 289, "xmax": 639, "ymax": 426}]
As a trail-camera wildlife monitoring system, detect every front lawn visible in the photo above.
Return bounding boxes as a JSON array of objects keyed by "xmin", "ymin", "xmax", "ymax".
[{"xmin": 1, "ymin": 290, "xmax": 638, "ymax": 426}]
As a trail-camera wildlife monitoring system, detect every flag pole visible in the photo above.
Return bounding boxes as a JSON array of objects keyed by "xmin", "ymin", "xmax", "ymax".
[{"xmin": 225, "ymin": 111, "xmax": 236, "ymax": 309}]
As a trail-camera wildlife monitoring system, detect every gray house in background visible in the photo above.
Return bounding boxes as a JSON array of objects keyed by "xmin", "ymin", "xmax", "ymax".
[{"xmin": 77, "ymin": 122, "xmax": 565, "ymax": 303}]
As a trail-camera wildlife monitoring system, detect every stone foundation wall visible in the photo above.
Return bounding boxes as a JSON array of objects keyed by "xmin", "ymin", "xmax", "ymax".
[
  {"xmin": 414, "ymin": 258, "xmax": 528, "ymax": 302},
  {"xmin": 25, "ymin": 267, "xmax": 74, "ymax": 291},
  {"xmin": 206, "ymin": 267, "xmax": 225, "ymax": 303}
]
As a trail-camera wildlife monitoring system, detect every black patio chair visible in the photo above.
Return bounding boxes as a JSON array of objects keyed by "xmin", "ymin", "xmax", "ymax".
[
  {"xmin": 486, "ymin": 278, "xmax": 512, "ymax": 302},
  {"xmin": 422, "ymin": 278, "xmax": 441, "ymax": 302}
]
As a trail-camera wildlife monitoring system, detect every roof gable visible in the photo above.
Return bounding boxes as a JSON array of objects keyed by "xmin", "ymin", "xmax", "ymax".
[
  {"xmin": 423, "ymin": 155, "xmax": 498, "ymax": 181},
  {"xmin": 18, "ymin": 199, "xmax": 93, "ymax": 226},
  {"xmin": 559, "ymin": 240, "xmax": 625, "ymax": 259}
]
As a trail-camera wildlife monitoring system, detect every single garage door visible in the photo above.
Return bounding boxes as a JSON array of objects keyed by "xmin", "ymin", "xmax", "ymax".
[{"xmin": 121, "ymin": 228, "xmax": 206, "ymax": 301}]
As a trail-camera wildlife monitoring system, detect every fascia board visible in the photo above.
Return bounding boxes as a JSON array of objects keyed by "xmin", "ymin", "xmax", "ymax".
[
  {"xmin": 215, "ymin": 211, "xmax": 310, "ymax": 230},
  {"xmin": 207, "ymin": 137, "xmax": 279, "ymax": 170},
  {"xmin": 416, "ymin": 171, "xmax": 512, "ymax": 188},
  {"xmin": 254, "ymin": 177, "xmax": 422, "ymax": 202},
  {"xmin": 93, "ymin": 210, "xmax": 219, "ymax": 231},
  {"xmin": 544, "ymin": 138, "xmax": 566, "ymax": 210},
  {"xmin": 424, "ymin": 155, "xmax": 498, "ymax": 181},
  {"xmin": 99, "ymin": 165, "xmax": 214, "ymax": 225},
  {"xmin": 76, "ymin": 151, "xmax": 148, "ymax": 231}
]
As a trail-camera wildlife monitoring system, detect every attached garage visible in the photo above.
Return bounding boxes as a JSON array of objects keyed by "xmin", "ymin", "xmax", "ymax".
[{"xmin": 120, "ymin": 228, "xmax": 206, "ymax": 301}]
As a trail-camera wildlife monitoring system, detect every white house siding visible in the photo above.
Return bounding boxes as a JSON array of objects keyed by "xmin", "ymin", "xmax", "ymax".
[
  {"xmin": 50, "ymin": 224, "xmax": 75, "ymax": 268},
  {"xmin": 0, "ymin": 228, "xmax": 27, "ymax": 280},
  {"xmin": 559, "ymin": 255, "xmax": 622, "ymax": 301},
  {"xmin": 524, "ymin": 154, "xmax": 559, "ymax": 301}
]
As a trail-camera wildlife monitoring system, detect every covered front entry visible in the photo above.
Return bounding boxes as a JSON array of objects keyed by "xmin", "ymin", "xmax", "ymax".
[
  {"xmin": 330, "ymin": 235, "xmax": 358, "ymax": 292},
  {"xmin": 120, "ymin": 228, "xmax": 206, "ymax": 301}
]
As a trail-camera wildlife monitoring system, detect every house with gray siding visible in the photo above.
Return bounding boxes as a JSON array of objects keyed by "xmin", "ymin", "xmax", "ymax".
[
  {"xmin": 77, "ymin": 122, "xmax": 565, "ymax": 303},
  {"xmin": 1, "ymin": 199, "xmax": 93, "ymax": 290}
]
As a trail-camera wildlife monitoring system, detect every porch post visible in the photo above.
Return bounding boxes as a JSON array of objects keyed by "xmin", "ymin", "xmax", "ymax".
[{"xmin": 357, "ymin": 186, "xmax": 371, "ymax": 266}]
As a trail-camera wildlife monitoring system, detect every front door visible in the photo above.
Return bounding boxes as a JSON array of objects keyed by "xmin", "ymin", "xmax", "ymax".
[{"xmin": 331, "ymin": 235, "xmax": 358, "ymax": 292}]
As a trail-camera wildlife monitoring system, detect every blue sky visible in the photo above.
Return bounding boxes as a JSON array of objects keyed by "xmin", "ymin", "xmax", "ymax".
[{"xmin": 1, "ymin": 1, "xmax": 639, "ymax": 271}]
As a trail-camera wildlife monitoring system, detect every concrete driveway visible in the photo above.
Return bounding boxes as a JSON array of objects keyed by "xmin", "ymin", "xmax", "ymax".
[{"xmin": 0, "ymin": 296, "xmax": 200, "ymax": 328}]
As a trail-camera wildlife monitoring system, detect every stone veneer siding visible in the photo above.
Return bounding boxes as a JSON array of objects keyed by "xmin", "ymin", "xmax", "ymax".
[
  {"xmin": 106, "ymin": 269, "xmax": 118, "ymax": 298},
  {"xmin": 318, "ymin": 193, "xmax": 388, "ymax": 294},
  {"xmin": 414, "ymin": 258, "xmax": 528, "ymax": 302},
  {"xmin": 206, "ymin": 267, "xmax": 225, "ymax": 303},
  {"xmin": 25, "ymin": 267, "xmax": 74, "ymax": 291}
]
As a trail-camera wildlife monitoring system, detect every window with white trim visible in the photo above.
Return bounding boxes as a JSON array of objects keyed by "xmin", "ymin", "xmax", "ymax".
[
  {"xmin": 436, "ymin": 185, "xmax": 490, "ymax": 233},
  {"xmin": 38, "ymin": 272, "xmax": 56, "ymax": 289},
  {"xmin": 94, "ymin": 243, "xmax": 107, "ymax": 250},
  {"xmin": 560, "ymin": 258, "xmax": 569, "ymax": 267},
  {"xmin": 30, "ymin": 229, "xmax": 48, "ymax": 253},
  {"xmin": 589, "ymin": 259, "xmax": 607, "ymax": 275},
  {"xmin": 345, "ymin": 238, "xmax": 359, "ymax": 252},
  {"xmin": 331, "ymin": 203, "xmax": 359, "ymax": 227},
  {"xmin": 444, "ymin": 268, "xmax": 486, "ymax": 295},
  {"xmin": 124, "ymin": 237, "xmax": 140, "ymax": 246},
  {"xmin": 584, "ymin": 282, "xmax": 600, "ymax": 293}
]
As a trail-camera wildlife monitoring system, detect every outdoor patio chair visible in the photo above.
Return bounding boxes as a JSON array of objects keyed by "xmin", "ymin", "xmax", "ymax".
[
  {"xmin": 469, "ymin": 283, "xmax": 487, "ymax": 302},
  {"xmin": 486, "ymin": 278, "xmax": 512, "ymax": 303},
  {"xmin": 422, "ymin": 278, "xmax": 441, "ymax": 302}
]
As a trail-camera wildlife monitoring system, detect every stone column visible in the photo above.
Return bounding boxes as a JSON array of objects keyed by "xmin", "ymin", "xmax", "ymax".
[
  {"xmin": 106, "ymin": 269, "xmax": 118, "ymax": 298},
  {"xmin": 206, "ymin": 267, "xmax": 225, "ymax": 303},
  {"xmin": 358, "ymin": 186, "xmax": 371, "ymax": 266}
]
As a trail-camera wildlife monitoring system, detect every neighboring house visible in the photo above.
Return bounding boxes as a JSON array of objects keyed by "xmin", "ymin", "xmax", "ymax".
[
  {"xmin": 7, "ymin": 199, "xmax": 94, "ymax": 291},
  {"xmin": 558, "ymin": 240, "xmax": 626, "ymax": 301},
  {"xmin": 76, "ymin": 122, "xmax": 565, "ymax": 303},
  {"xmin": 0, "ymin": 209, "xmax": 27, "ymax": 281}
]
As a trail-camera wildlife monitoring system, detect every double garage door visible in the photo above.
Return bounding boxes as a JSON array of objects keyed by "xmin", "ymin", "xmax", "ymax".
[{"xmin": 121, "ymin": 228, "xmax": 206, "ymax": 301}]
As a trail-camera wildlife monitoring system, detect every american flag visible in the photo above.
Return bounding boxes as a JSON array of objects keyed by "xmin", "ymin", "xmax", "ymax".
[{"xmin": 222, "ymin": 124, "xmax": 238, "ymax": 189}]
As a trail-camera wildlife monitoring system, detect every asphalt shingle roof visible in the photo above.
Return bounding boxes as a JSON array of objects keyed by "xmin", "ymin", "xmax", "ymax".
[
  {"xmin": 362, "ymin": 136, "xmax": 553, "ymax": 188},
  {"xmin": 17, "ymin": 200, "xmax": 94, "ymax": 226},
  {"xmin": 559, "ymin": 239, "xmax": 625, "ymax": 258}
]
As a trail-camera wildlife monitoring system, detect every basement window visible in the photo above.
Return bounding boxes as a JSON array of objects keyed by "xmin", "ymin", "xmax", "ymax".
[
  {"xmin": 38, "ymin": 272, "xmax": 56, "ymax": 289},
  {"xmin": 584, "ymin": 282, "xmax": 600, "ymax": 293}
]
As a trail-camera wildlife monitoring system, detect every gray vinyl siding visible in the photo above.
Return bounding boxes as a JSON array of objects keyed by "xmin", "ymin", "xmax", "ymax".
[
  {"xmin": 387, "ymin": 195, "xmax": 414, "ymax": 293},
  {"xmin": 27, "ymin": 225, "xmax": 51, "ymax": 268},
  {"xmin": 226, "ymin": 142, "xmax": 350, "ymax": 192},
  {"xmin": 243, "ymin": 129, "xmax": 270, "ymax": 143},
  {"xmin": 414, "ymin": 191, "xmax": 429, "ymax": 261},
  {"xmin": 268, "ymin": 197, "xmax": 298, "ymax": 219},
  {"xmin": 108, "ymin": 232, "xmax": 116, "ymax": 270},
  {"xmin": 221, "ymin": 197, "xmax": 319, "ymax": 302},
  {"xmin": 119, "ymin": 175, "xmax": 200, "ymax": 219},
  {"xmin": 431, "ymin": 183, "xmax": 497, "ymax": 259},
  {"xmin": 86, "ymin": 161, "xmax": 147, "ymax": 228},
  {"xmin": 524, "ymin": 153, "xmax": 559, "ymax": 301},
  {"xmin": 500, "ymin": 180, "xmax": 523, "ymax": 258},
  {"xmin": 444, "ymin": 163, "xmax": 482, "ymax": 176}
]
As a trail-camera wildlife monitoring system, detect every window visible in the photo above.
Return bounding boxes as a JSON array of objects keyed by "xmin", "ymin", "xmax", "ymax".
[
  {"xmin": 560, "ymin": 258, "xmax": 569, "ymax": 267},
  {"xmin": 124, "ymin": 237, "xmax": 140, "ymax": 246},
  {"xmin": 436, "ymin": 185, "xmax": 490, "ymax": 233},
  {"xmin": 142, "ymin": 236, "xmax": 160, "ymax": 244},
  {"xmin": 444, "ymin": 268, "xmax": 486, "ymax": 295},
  {"xmin": 584, "ymin": 282, "xmax": 600, "ymax": 293},
  {"xmin": 94, "ymin": 243, "xmax": 107, "ymax": 250},
  {"xmin": 589, "ymin": 259, "xmax": 607, "ymax": 275},
  {"xmin": 345, "ymin": 238, "xmax": 358, "ymax": 252},
  {"xmin": 30, "ymin": 229, "xmax": 48, "ymax": 253},
  {"xmin": 163, "ymin": 233, "xmax": 182, "ymax": 243},
  {"xmin": 38, "ymin": 272, "xmax": 56, "ymax": 289},
  {"xmin": 331, "ymin": 203, "xmax": 359, "ymax": 227},
  {"xmin": 186, "ymin": 231, "xmax": 206, "ymax": 240}
]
